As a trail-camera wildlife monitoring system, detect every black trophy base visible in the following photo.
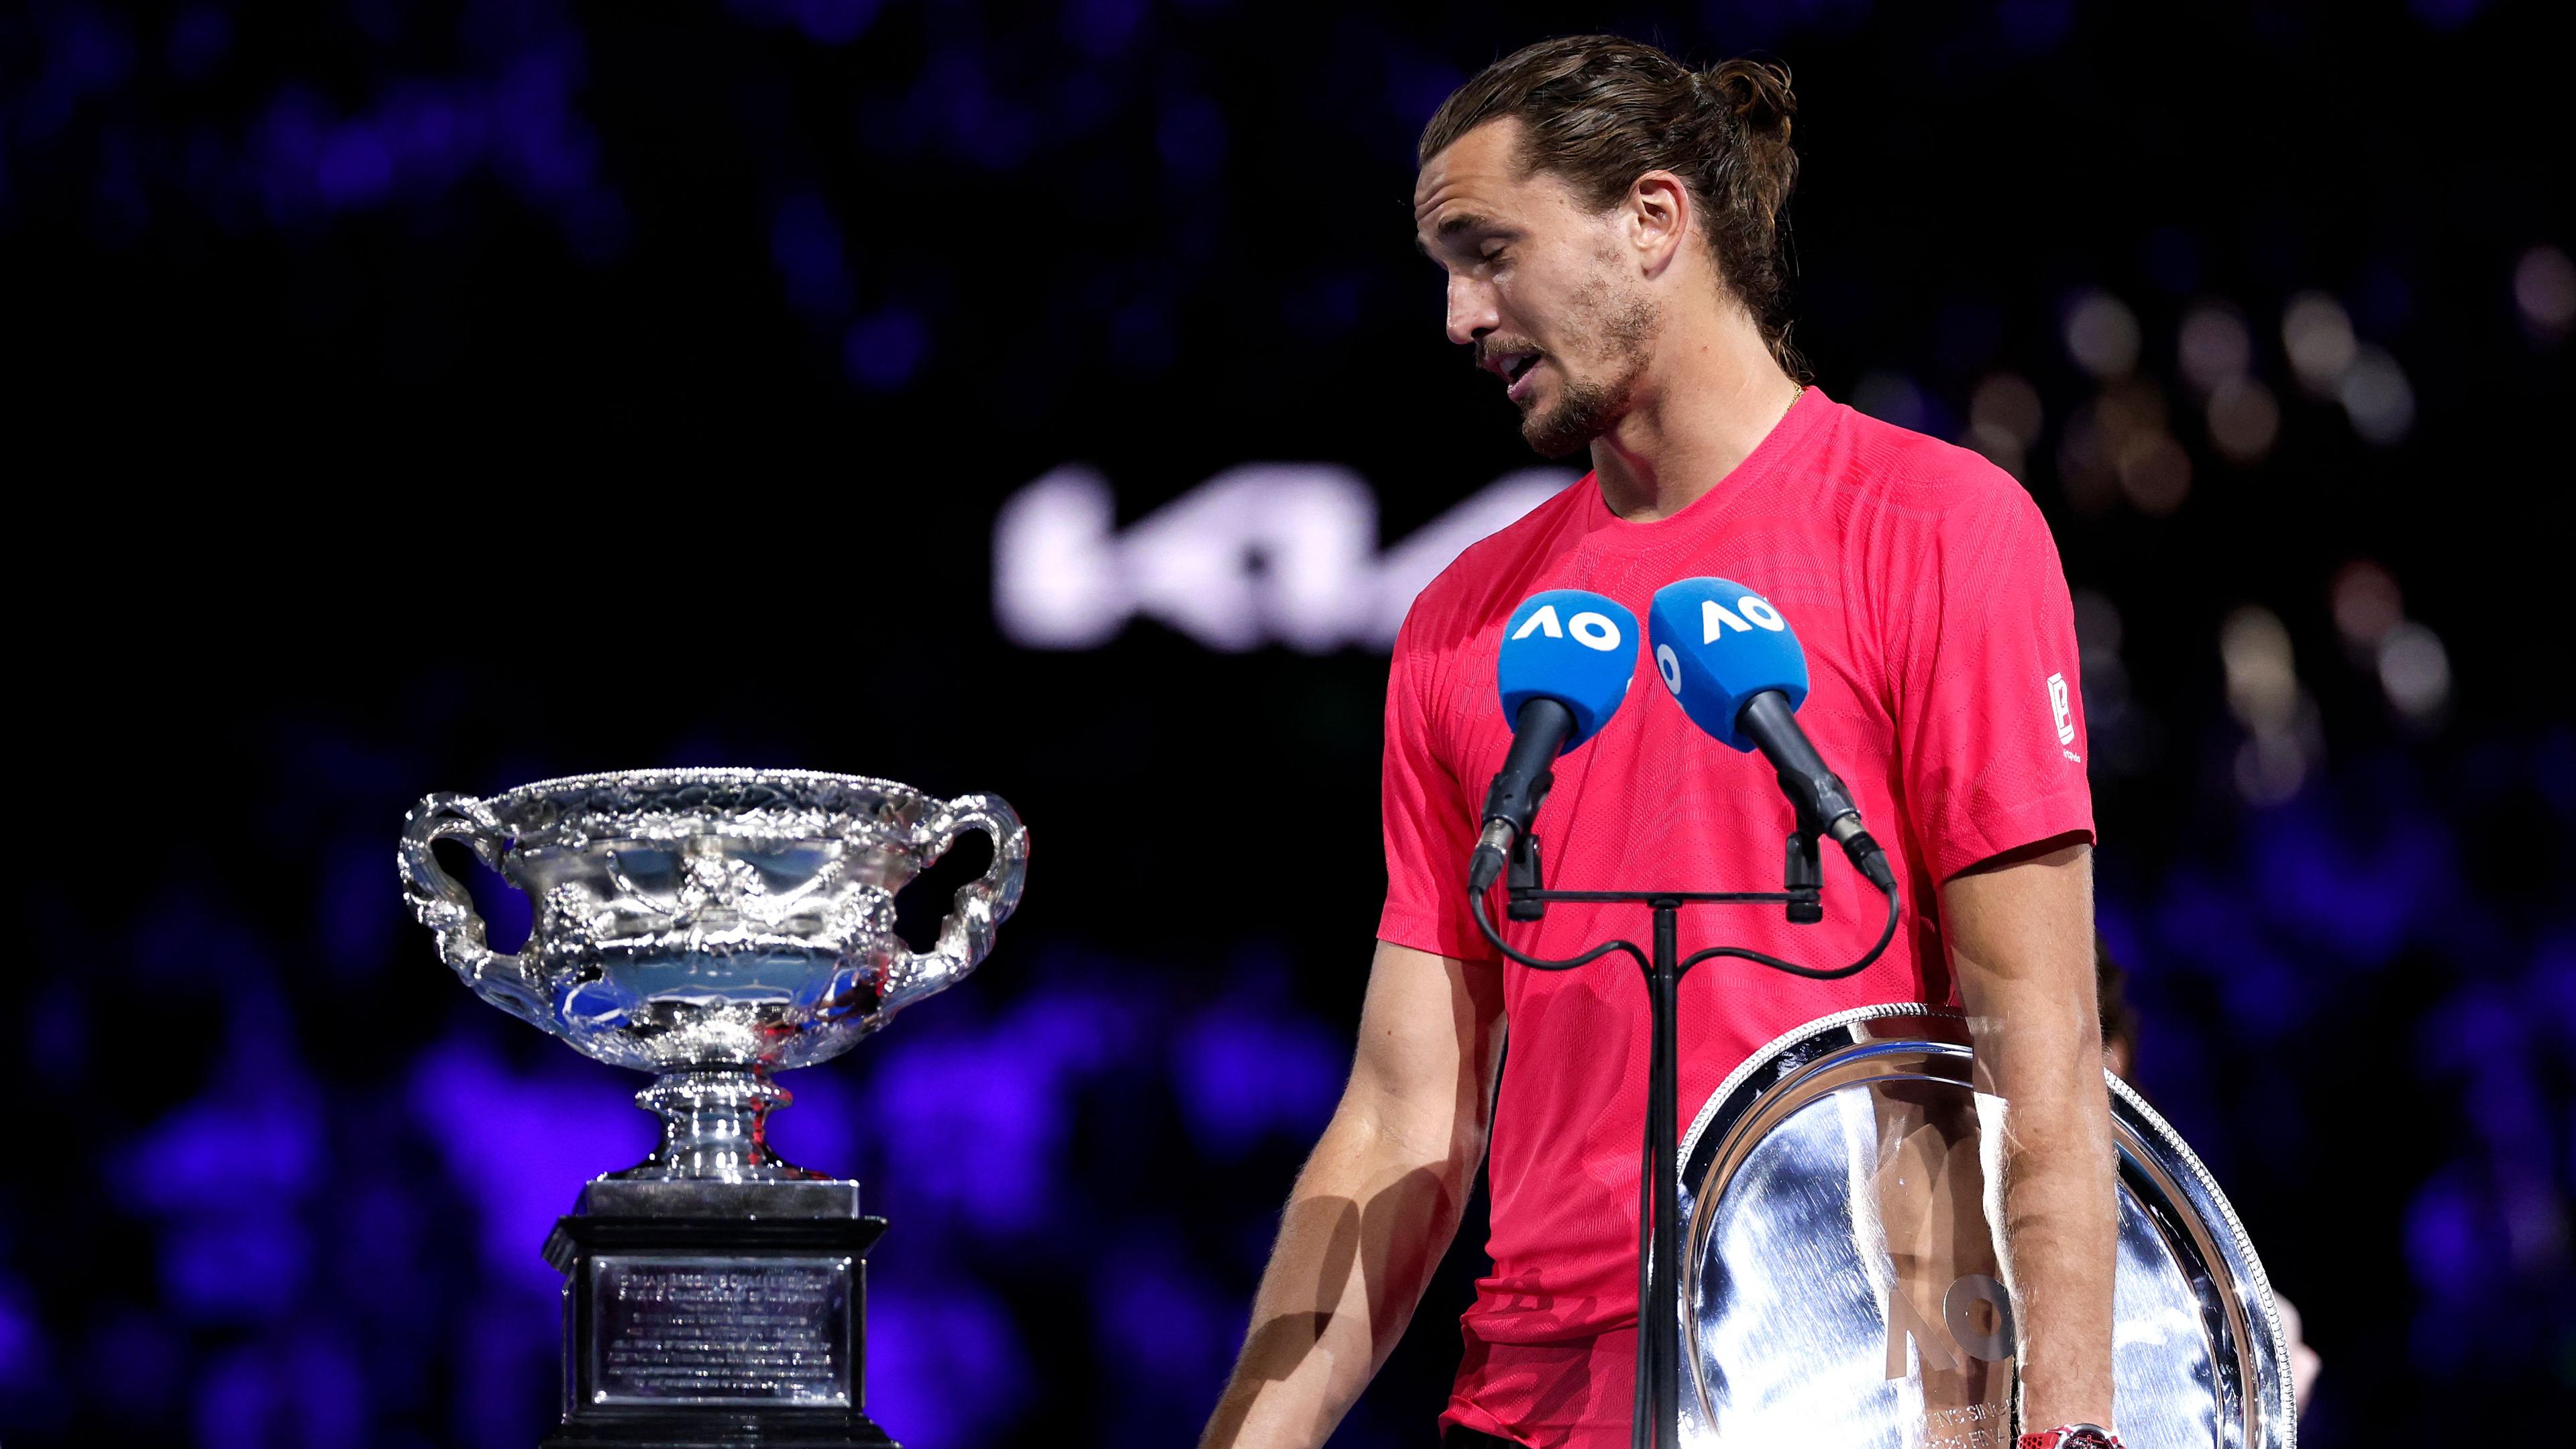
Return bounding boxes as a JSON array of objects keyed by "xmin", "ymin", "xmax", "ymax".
[
  {"xmin": 541, "ymin": 1415, "xmax": 895, "ymax": 1449},
  {"xmin": 541, "ymin": 1179, "xmax": 897, "ymax": 1449}
]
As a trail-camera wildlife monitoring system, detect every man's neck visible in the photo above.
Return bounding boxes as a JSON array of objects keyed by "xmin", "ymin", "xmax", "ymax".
[{"xmin": 1588, "ymin": 314, "xmax": 1803, "ymax": 523}]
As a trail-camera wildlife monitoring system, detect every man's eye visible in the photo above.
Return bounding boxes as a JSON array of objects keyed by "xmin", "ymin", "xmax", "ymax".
[{"xmin": 1479, "ymin": 245, "xmax": 1508, "ymax": 265}]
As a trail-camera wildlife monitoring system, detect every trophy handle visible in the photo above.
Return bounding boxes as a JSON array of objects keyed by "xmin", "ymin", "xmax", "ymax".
[
  {"xmin": 883, "ymin": 792, "xmax": 1029, "ymax": 1016},
  {"xmin": 399, "ymin": 792, "xmax": 552, "ymax": 1031}
]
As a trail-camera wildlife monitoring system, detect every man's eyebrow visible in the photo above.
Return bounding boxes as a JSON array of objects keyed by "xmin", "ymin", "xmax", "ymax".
[{"xmin": 1413, "ymin": 211, "xmax": 1499, "ymax": 257}]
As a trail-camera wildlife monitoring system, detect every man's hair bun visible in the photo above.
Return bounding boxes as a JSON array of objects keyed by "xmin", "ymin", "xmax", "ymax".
[{"xmin": 1705, "ymin": 58, "xmax": 1796, "ymax": 138}]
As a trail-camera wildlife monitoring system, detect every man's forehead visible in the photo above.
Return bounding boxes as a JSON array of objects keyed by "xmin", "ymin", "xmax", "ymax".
[{"xmin": 1411, "ymin": 118, "xmax": 1530, "ymax": 227}]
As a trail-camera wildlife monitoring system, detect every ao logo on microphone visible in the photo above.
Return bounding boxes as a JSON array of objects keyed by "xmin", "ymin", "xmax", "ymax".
[
  {"xmin": 1510, "ymin": 602, "xmax": 1625, "ymax": 652},
  {"xmin": 1654, "ymin": 588, "xmax": 1788, "ymax": 693}
]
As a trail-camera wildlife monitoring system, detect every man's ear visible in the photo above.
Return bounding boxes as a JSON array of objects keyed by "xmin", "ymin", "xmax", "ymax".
[{"xmin": 1626, "ymin": 170, "xmax": 1693, "ymax": 278}]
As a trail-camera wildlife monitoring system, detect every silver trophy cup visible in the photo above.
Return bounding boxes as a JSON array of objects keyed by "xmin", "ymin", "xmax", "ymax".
[{"xmin": 399, "ymin": 767, "xmax": 1026, "ymax": 1447}]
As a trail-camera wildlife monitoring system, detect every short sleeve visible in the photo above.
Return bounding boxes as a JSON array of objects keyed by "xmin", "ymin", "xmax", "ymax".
[
  {"xmin": 1376, "ymin": 605, "xmax": 1493, "ymax": 961},
  {"xmin": 1891, "ymin": 473, "xmax": 2096, "ymax": 881}
]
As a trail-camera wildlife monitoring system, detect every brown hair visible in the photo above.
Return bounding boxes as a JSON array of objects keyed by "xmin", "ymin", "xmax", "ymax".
[{"xmin": 1419, "ymin": 36, "xmax": 1805, "ymax": 377}]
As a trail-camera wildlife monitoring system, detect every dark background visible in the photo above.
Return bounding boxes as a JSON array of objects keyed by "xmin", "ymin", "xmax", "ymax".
[{"xmin": 3, "ymin": 1, "xmax": 2571, "ymax": 1446}]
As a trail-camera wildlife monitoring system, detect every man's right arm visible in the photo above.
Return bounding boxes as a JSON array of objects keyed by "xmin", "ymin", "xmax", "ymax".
[{"xmin": 1198, "ymin": 939, "xmax": 1507, "ymax": 1449}]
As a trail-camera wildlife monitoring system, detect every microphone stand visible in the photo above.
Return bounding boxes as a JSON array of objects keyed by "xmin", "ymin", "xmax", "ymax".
[{"xmin": 1466, "ymin": 828, "xmax": 1900, "ymax": 1449}]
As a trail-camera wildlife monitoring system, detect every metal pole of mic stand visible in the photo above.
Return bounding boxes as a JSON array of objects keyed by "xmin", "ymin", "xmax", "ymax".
[
  {"xmin": 1647, "ymin": 899, "xmax": 1682, "ymax": 1449},
  {"xmin": 1476, "ymin": 881, "xmax": 1810, "ymax": 1449}
]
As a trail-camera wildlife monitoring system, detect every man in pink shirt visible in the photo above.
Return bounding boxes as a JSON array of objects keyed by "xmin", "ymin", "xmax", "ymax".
[{"xmin": 1201, "ymin": 34, "xmax": 2119, "ymax": 1449}]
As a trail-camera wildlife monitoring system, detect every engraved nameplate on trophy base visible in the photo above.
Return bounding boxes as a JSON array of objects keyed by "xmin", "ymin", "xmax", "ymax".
[
  {"xmin": 590, "ymin": 1257, "xmax": 853, "ymax": 1405},
  {"xmin": 542, "ymin": 1180, "xmax": 893, "ymax": 1448}
]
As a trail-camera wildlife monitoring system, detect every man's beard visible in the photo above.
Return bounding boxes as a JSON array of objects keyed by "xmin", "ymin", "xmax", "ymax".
[
  {"xmin": 1521, "ymin": 370, "xmax": 1633, "ymax": 459},
  {"xmin": 1517, "ymin": 284, "xmax": 1658, "ymax": 460}
]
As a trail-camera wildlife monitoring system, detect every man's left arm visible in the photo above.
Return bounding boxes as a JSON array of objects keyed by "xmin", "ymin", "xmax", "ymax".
[{"xmin": 1943, "ymin": 833, "xmax": 2116, "ymax": 1436}]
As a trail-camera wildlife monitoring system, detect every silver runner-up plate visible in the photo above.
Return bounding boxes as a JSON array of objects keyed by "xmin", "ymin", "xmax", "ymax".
[{"xmin": 1675, "ymin": 1004, "xmax": 2294, "ymax": 1449}]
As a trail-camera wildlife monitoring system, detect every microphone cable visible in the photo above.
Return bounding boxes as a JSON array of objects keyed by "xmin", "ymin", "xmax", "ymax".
[{"xmin": 1466, "ymin": 871, "xmax": 1900, "ymax": 981}]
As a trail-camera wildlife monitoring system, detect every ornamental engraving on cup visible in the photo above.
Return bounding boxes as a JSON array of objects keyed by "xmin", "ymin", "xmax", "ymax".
[{"xmin": 398, "ymin": 768, "xmax": 1027, "ymax": 1180}]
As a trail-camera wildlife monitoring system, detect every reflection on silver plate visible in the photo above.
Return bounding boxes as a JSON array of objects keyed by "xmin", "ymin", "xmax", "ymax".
[{"xmin": 1675, "ymin": 1004, "xmax": 2292, "ymax": 1449}]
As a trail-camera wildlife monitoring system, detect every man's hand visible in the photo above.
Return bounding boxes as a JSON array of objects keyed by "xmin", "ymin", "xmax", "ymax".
[
  {"xmin": 1943, "ymin": 835, "xmax": 2117, "ymax": 1432},
  {"xmin": 1198, "ymin": 941, "xmax": 1507, "ymax": 1449}
]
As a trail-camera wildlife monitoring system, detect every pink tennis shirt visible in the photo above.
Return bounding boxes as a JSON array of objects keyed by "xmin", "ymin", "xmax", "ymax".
[{"xmin": 1376, "ymin": 388, "xmax": 2095, "ymax": 1448}]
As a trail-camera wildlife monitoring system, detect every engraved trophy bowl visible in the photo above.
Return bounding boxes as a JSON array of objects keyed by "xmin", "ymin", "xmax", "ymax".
[{"xmin": 400, "ymin": 767, "xmax": 1027, "ymax": 1184}]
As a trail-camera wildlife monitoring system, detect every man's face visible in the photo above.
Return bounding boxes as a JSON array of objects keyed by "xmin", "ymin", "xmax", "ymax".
[{"xmin": 1414, "ymin": 119, "xmax": 1659, "ymax": 458}]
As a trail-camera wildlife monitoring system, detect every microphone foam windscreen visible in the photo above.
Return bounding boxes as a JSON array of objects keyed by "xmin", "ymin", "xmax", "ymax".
[
  {"xmin": 1647, "ymin": 577, "xmax": 1809, "ymax": 751},
  {"xmin": 1495, "ymin": 589, "xmax": 1639, "ymax": 752}
]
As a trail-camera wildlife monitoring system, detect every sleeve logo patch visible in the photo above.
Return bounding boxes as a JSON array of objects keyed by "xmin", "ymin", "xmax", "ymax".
[{"xmin": 2047, "ymin": 672, "xmax": 2076, "ymax": 746}]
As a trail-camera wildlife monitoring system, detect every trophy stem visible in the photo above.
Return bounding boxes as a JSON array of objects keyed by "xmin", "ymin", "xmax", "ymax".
[{"xmin": 612, "ymin": 1067, "xmax": 828, "ymax": 1181}]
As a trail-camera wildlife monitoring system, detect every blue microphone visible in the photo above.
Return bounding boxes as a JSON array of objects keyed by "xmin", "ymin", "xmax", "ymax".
[
  {"xmin": 1468, "ymin": 589, "xmax": 1640, "ymax": 894},
  {"xmin": 1648, "ymin": 578, "xmax": 1894, "ymax": 892}
]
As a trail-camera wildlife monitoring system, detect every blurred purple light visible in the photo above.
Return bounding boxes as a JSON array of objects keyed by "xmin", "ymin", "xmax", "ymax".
[
  {"xmin": 197, "ymin": 1345, "xmax": 282, "ymax": 1449},
  {"xmin": 844, "ymin": 307, "xmax": 927, "ymax": 390},
  {"xmin": 2410, "ymin": 0, "xmax": 2489, "ymax": 32},
  {"xmin": 453, "ymin": 1294, "xmax": 553, "ymax": 1448},
  {"xmin": 166, "ymin": 5, "xmax": 234, "ymax": 81},
  {"xmin": 494, "ymin": 57, "xmax": 598, "ymax": 197},
  {"xmin": 870, "ymin": 992, "xmax": 1122, "ymax": 1235},
  {"xmin": 1065, "ymin": 0, "xmax": 1149, "ymax": 58},
  {"xmin": 83, "ymin": 1311, "xmax": 183, "ymax": 1426},
  {"xmin": 2540, "ymin": 729, "xmax": 2576, "ymax": 818},
  {"xmin": 0, "ymin": 1279, "xmax": 45, "ymax": 1391},
  {"xmin": 772, "ymin": 193, "xmax": 855, "ymax": 317},
  {"xmin": 164, "ymin": 1216, "xmax": 310, "ymax": 1320},
  {"xmin": 284, "ymin": 1332, "xmax": 368, "ymax": 1448},
  {"xmin": 795, "ymin": 0, "xmax": 880, "ymax": 46},
  {"xmin": 865, "ymin": 1284, "xmax": 1030, "ymax": 1448},
  {"xmin": 2540, "ymin": 934, "xmax": 2576, "ymax": 1044},
  {"xmin": 385, "ymin": 87, "xmax": 477, "ymax": 185},
  {"xmin": 557, "ymin": 183, "xmax": 633, "ymax": 264},
  {"xmin": 1110, "ymin": 297, "xmax": 1177, "ymax": 371},
  {"xmin": 2425, "ymin": 983, "xmax": 2523, "ymax": 1075},
  {"xmin": 22, "ymin": 7, "xmax": 134, "ymax": 142},
  {"xmin": 1097, "ymin": 1241, "xmax": 1232, "ymax": 1387},
  {"xmin": 229, "ymin": 18, "xmax": 615, "ymax": 255},
  {"xmin": 1174, "ymin": 1006, "xmax": 1342, "ymax": 1156},
  {"xmin": 2249, "ymin": 800, "xmax": 2453, "ymax": 965},
  {"xmin": 122, "ymin": 1094, "xmax": 321, "ymax": 1213},
  {"xmin": 460, "ymin": 852, "xmax": 533, "ymax": 953},
  {"xmin": 188, "ymin": 1330, "xmax": 370, "ymax": 1444},
  {"xmin": 2406, "ymin": 1169, "xmax": 2493, "ymax": 1302},
  {"xmin": 24, "ymin": 978, "xmax": 85, "ymax": 1081},
  {"xmin": 751, "ymin": 1051, "xmax": 858, "ymax": 1174},
  {"xmin": 727, "ymin": 0, "xmax": 883, "ymax": 46},
  {"xmin": 2214, "ymin": 950, "xmax": 2305, "ymax": 1040},
  {"xmin": 1157, "ymin": 93, "xmax": 1227, "ymax": 180},
  {"xmin": 1997, "ymin": 0, "xmax": 2075, "ymax": 54},
  {"xmin": 406, "ymin": 1038, "xmax": 653, "ymax": 1289},
  {"xmin": 319, "ymin": 839, "xmax": 400, "ymax": 975},
  {"xmin": 316, "ymin": 127, "xmax": 394, "ymax": 206},
  {"xmin": 1851, "ymin": 370, "xmax": 1929, "ymax": 432}
]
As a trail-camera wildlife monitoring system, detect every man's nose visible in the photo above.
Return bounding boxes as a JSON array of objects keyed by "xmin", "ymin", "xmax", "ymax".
[{"xmin": 1445, "ymin": 274, "xmax": 1498, "ymax": 348}]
